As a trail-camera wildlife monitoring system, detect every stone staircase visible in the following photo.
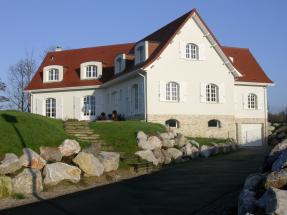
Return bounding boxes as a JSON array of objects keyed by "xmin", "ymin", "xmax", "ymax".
[{"xmin": 64, "ymin": 121, "xmax": 114, "ymax": 151}]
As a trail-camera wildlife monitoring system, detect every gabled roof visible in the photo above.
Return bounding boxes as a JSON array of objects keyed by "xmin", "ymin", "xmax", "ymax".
[{"xmin": 26, "ymin": 8, "xmax": 273, "ymax": 91}]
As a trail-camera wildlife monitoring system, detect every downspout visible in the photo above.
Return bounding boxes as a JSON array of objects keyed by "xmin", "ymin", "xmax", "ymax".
[{"xmin": 138, "ymin": 71, "xmax": 147, "ymax": 122}]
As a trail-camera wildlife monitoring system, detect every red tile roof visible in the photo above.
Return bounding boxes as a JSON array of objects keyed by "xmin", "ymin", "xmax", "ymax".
[
  {"xmin": 222, "ymin": 46, "xmax": 273, "ymax": 83},
  {"xmin": 26, "ymin": 9, "xmax": 272, "ymax": 91}
]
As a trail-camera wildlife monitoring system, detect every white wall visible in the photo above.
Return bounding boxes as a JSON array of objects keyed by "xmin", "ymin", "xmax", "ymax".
[{"xmin": 145, "ymin": 16, "xmax": 235, "ymax": 116}]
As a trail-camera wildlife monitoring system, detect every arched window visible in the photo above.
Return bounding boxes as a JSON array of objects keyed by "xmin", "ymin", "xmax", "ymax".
[
  {"xmin": 85, "ymin": 65, "xmax": 97, "ymax": 78},
  {"xmin": 186, "ymin": 43, "xmax": 199, "ymax": 59},
  {"xmin": 46, "ymin": 98, "xmax": 56, "ymax": 118},
  {"xmin": 166, "ymin": 82, "xmax": 180, "ymax": 102},
  {"xmin": 208, "ymin": 119, "xmax": 220, "ymax": 128},
  {"xmin": 83, "ymin": 96, "xmax": 96, "ymax": 116},
  {"xmin": 248, "ymin": 93, "xmax": 258, "ymax": 109},
  {"xmin": 206, "ymin": 83, "xmax": 219, "ymax": 103},
  {"xmin": 48, "ymin": 68, "xmax": 59, "ymax": 81},
  {"xmin": 165, "ymin": 119, "xmax": 179, "ymax": 128}
]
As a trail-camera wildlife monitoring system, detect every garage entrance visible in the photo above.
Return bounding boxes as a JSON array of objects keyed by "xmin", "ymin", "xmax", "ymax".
[{"xmin": 239, "ymin": 124, "xmax": 263, "ymax": 146}]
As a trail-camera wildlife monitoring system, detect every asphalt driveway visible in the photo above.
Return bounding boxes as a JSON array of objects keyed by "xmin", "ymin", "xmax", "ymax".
[{"xmin": 1, "ymin": 147, "xmax": 269, "ymax": 215}]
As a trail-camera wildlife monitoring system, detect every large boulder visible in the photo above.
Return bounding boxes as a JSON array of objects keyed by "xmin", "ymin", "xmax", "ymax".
[
  {"xmin": 137, "ymin": 131, "xmax": 147, "ymax": 142},
  {"xmin": 243, "ymin": 173, "xmax": 266, "ymax": 191},
  {"xmin": 162, "ymin": 139, "xmax": 175, "ymax": 148},
  {"xmin": 200, "ymin": 145, "xmax": 214, "ymax": 158},
  {"xmin": 175, "ymin": 134, "xmax": 187, "ymax": 147},
  {"xmin": 40, "ymin": 146, "xmax": 62, "ymax": 162},
  {"xmin": 159, "ymin": 132, "xmax": 175, "ymax": 140},
  {"xmin": 166, "ymin": 148, "xmax": 183, "ymax": 160},
  {"xmin": 82, "ymin": 143, "xmax": 101, "ymax": 155},
  {"xmin": 257, "ymin": 187, "xmax": 287, "ymax": 215},
  {"xmin": 19, "ymin": 148, "xmax": 46, "ymax": 170},
  {"xmin": 43, "ymin": 162, "xmax": 81, "ymax": 186},
  {"xmin": 272, "ymin": 150, "xmax": 287, "ymax": 171},
  {"xmin": 73, "ymin": 152, "xmax": 104, "ymax": 176},
  {"xmin": 13, "ymin": 168, "xmax": 43, "ymax": 194},
  {"xmin": 190, "ymin": 146, "xmax": 200, "ymax": 159},
  {"xmin": 265, "ymin": 169, "xmax": 287, "ymax": 189},
  {"xmin": 277, "ymin": 131, "xmax": 286, "ymax": 139},
  {"xmin": 59, "ymin": 139, "xmax": 81, "ymax": 157},
  {"xmin": 153, "ymin": 148, "xmax": 165, "ymax": 164},
  {"xmin": 135, "ymin": 150, "xmax": 159, "ymax": 166},
  {"xmin": 238, "ymin": 189, "xmax": 257, "ymax": 215},
  {"xmin": 0, "ymin": 176, "xmax": 13, "ymax": 198},
  {"xmin": 266, "ymin": 141, "xmax": 287, "ymax": 166},
  {"xmin": 138, "ymin": 136, "xmax": 162, "ymax": 150},
  {"xmin": 97, "ymin": 151, "xmax": 120, "ymax": 172},
  {"xmin": 161, "ymin": 149, "xmax": 172, "ymax": 164},
  {"xmin": 189, "ymin": 140, "xmax": 200, "ymax": 148},
  {"xmin": 0, "ymin": 153, "xmax": 21, "ymax": 175},
  {"xmin": 181, "ymin": 143, "xmax": 194, "ymax": 156}
]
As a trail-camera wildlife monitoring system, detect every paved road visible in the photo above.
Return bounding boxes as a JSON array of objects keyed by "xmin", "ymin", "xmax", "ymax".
[{"xmin": 1, "ymin": 147, "xmax": 269, "ymax": 215}]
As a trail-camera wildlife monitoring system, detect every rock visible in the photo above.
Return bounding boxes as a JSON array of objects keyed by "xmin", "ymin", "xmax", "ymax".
[
  {"xmin": 181, "ymin": 143, "xmax": 194, "ymax": 156},
  {"xmin": 59, "ymin": 139, "xmax": 81, "ymax": 157},
  {"xmin": 189, "ymin": 140, "xmax": 200, "ymax": 148},
  {"xmin": 243, "ymin": 173, "xmax": 265, "ymax": 191},
  {"xmin": 161, "ymin": 149, "xmax": 172, "ymax": 164},
  {"xmin": 153, "ymin": 148, "xmax": 165, "ymax": 164},
  {"xmin": 13, "ymin": 168, "xmax": 43, "ymax": 194},
  {"xmin": 210, "ymin": 143, "xmax": 219, "ymax": 154},
  {"xmin": 175, "ymin": 134, "xmax": 187, "ymax": 147},
  {"xmin": 43, "ymin": 162, "xmax": 81, "ymax": 186},
  {"xmin": 269, "ymin": 125, "xmax": 276, "ymax": 132},
  {"xmin": 82, "ymin": 143, "xmax": 101, "ymax": 155},
  {"xmin": 238, "ymin": 189, "xmax": 257, "ymax": 215},
  {"xmin": 19, "ymin": 148, "xmax": 46, "ymax": 170},
  {"xmin": 138, "ymin": 136, "xmax": 162, "ymax": 150},
  {"xmin": 272, "ymin": 150, "xmax": 287, "ymax": 171},
  {"xmin": 257, "ymin": 187, "xmax": 287, "ymax": 215},
  {"xmin": 222, "ymin": 144, "xmax": 231, "ymax": 153},
  {"xmin": 277, "ymin": 131, "xmax": 286, "ymax": 139},
  {"xmin": 73, "ymin": 152, "xmax": 104, "ymax": 176},
  {"xmin": 265, "ymin": 169, "xmax": 287, "ymax": 189},
  {"xmin": 162, "ymin": 139, "xmax": 175, "ymax": 148},
  {"xmin": 137, "ymin": 131, "xmax": 147, "ymax": 142},
  {"xmin": 270, "ymin": 138, "xmax": 280, "ymax": 146},
  {"xmin": 0, "ymin": 176, "xmax": 12, "ymax": 198},
  {"xmin": 200, "ymin": 145, "xmax": 214, "ymax": 158},
  {"xmin": 40, "ymin": 146, "xmax": 62, "ymax": 162},
  {"xmin": 135, "ymin": 150, "xmax": 159, "ymax": 166},
  {"xmin": 190, "ymin": 146, "xmax": 199, "ymax": 159},
  {"xmin": 0, "ymin": 153, "xmax": 21, "ymax": 175},
  {"xmin": 166, "ymin": 148, "xmax": 183, "ymax": 160},
  {"xmin": 97, "ymin": 151, "xmax": 120, "ymax": 172},
  {"xmin": 266, "ymin": 141, "xmax": 287, "ymax": 167}
]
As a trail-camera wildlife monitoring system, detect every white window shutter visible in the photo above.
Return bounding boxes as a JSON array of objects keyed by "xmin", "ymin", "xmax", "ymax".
[
  {"xmin": 242, "ymin": 93, "xmax": 248, "ymax": 109},
  {"xmin": 139, "ymin": 83, "xmax": 144, "ymax": 113},
  {"xmin": 128, "ymin": 86, "xmax": 132, "ymax": 115},
  {"xmin": 199, "ymin": 43, "xmax": 206, "ymax": 60},
  {"xmin": 179, "ymin": 41, "xmax": 186, "ymax": 59},
  {"xmin": 36, "ymin": 99, "xmax": 43, "ymax": 116},
  {"xmin": 219, "ymin": 83, "xmax": 226, "ymax": 103},
  {"xmin": 179, "ymin": 81, "xmax": 187, "ymax": 102},
  {"xmin": 159, "ymin": 81, "xmax": 167, "ymax": 101},
  {"xmin": 200, "ymin": 82, "xmax": 206, "ymax": 103},
  {"xmin": 56, "ymin": 97, "xmax": 63, "ymax": 119},
  {"xmin": 257, "ymin": 95, "xmax": 263, "ymax": 110},
  {"xmin": 74, "ymin": 96, "xmax": 81, "ymax": 120}
]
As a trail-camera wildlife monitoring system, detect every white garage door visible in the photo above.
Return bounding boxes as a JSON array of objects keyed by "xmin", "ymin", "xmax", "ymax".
[{"xmin": 240, "ymin": 124, "xmax": 262, "ymax": 146}]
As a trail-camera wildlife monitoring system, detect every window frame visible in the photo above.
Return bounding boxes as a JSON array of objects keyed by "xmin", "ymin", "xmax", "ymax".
[
  {"xmin": 208, "ymin": 119, "xmax": 221, "ymax": 128},
  {"xmin": 206, "ymin": 83, "xmax": 219, "ymax": 103},
  {"xmin": 48, "ymin": 68, "xmax": 59, "ymax": 81},
  {"xmin": 83, "ymin": 95, "xmax": 96, "ymax": 116},
  {"xmin": 85, "ymin": 65, "xmax": 97, "ymax": 79},
  {"xmin": 46, "ymin": 98, "xmax": 56, "ymax": 118},
  {"xmin": 247, "ymin": 93, "xmax": 258, "ymax": 110},
  {"xmin": 185, "ymin": 43, "xmax": 199, "ymax": 60},
  {"xmin": 165, "ymin": 119, "xmax": 179, "ymax": 128},
  {"xmin": 166, "ymin": 81, "xmax": 180, "ymax": 102}
]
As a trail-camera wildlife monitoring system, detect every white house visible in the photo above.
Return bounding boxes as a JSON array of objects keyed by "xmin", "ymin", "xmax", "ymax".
[{"xmin": 26, "ymin": 9, "xmax": 273, "ymax": 146}]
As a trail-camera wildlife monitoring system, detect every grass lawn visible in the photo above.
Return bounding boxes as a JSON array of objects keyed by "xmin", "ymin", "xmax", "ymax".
[
  {"xmin": 0, "ymin": 110, "xmax": 71, "ymax": 157},
  {"xmin": 89, "ymin": 121, "xmax": 166, "ymax": 157},
  {"xmin": 186, "ymin": 137, "xmax": 227, "ymax": 146}
]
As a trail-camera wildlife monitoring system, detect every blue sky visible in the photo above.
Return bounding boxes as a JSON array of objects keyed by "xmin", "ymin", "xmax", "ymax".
[{"xmin": 0, "ymin": 0, "xmax": 286, "ymax": 112}]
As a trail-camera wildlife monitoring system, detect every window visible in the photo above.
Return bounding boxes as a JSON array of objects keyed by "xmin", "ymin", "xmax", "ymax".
[
  {"xmin": 208, "ymin": 119, "xmax": 220, "ymax": 128},
  {"xmin": 206, "ymin": 83, "xmax": 219, "ymax": 103},
  {"xmin": 48, "ymin": 69, "xmax": 59, "ymax": 81},
  {"xmin": 83, "ymin": 96, "xmax": 96, "ymax": 116},
  {"xmin": 137, "ymin": 46, "xmax": 145, "ymax": 63},
  {"xmin": 132, "ymin": 84, "xmax": 139, "ymax": 111},
  {"xmin": 116, "ymin": 58, "xmax": 122, "ymax": 73},
  {"xmin": 46, "ymin": 98, "xmax": 56, "ymax": 118},
  {"xmin": 165, "ymin": 119, "xmax": 179, "ymax": 128},
  {"xmin": 166, "ymin": 82, "xmax": 180, "ymax": 102},
  {"xmin": 248, "ymin": 93, "xmax": 258, "ymax": 109},
  {"xmin": 186, "ymin": 43, "xmax": 199, "ymax": 60},
  {"xmin": 85, "ymin": 65, "xmax": 97, "ymax": 78},
  {"xmin": 111, "ymin": 91, "xmax": 118, "ymax": 106}
]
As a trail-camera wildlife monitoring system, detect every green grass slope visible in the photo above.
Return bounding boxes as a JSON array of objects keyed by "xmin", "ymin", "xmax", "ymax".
[{"xmin": 0, "ymin": 110, "xmax": 69, "ymax": 157}]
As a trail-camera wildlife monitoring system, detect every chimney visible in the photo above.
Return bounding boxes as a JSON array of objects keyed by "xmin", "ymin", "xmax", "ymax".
[{"xmin": 55, "ymin": 46, "xmax": 63, "ymax": 52}]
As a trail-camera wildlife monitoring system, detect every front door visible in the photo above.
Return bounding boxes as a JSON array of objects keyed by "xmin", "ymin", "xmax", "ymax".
[{"xmin": 81, "ymin": 96, "xmax": 96, "ymax": 120}]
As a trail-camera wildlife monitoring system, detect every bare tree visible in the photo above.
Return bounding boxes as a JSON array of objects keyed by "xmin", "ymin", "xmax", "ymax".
[
  {"xmin": 7, "ymin": 54, "xmax": 36, "ymax": 112},
  {"xmin": 0, "ymin": 79, "xmax": 9, "ymax": 109}
]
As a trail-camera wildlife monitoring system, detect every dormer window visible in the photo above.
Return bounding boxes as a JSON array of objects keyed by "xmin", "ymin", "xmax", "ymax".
[
  {"xmin": 135, "ymin": 41, "xmax": 148, "ymax": 65},
  {"xmin": 48, "ymin": 68, "xmax": 59, "ymax": 81},
  {"xmin": 43, "ymin": 65, "xmax": 64, "ymax": 83},
  {"xmin": 85, "ymin": 65, "xmax": 97, "ymax": 78},
  {"xmin": 80, "ymin": 61, "xmax": 102, "ymax": 80},
  {"xmin": 114, "ymin": 54, "xmax": 126, "ymax": 74}
]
